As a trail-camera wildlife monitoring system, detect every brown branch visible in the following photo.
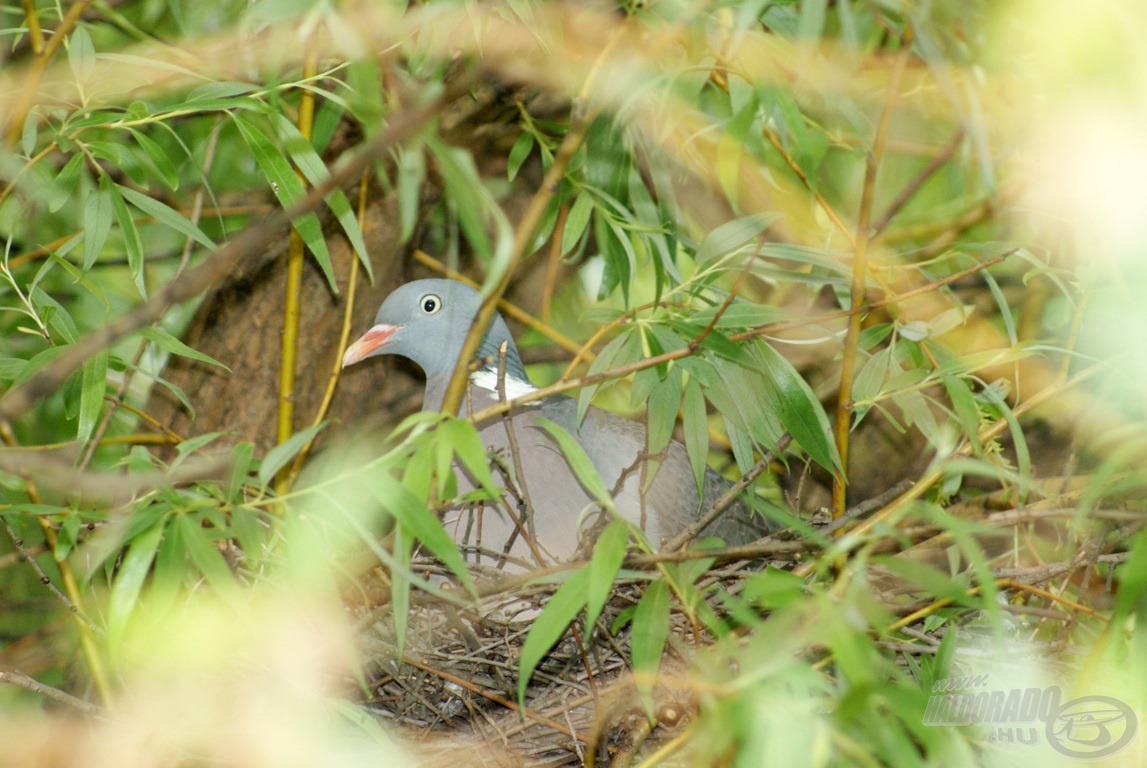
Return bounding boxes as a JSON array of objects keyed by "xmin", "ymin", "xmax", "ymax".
[
  {"xmin": 659, "ymin": 437, "xmax": 788, "ymax": 553},
  {"xmin": 871, "ymin": 128, "xmax": 965, "ymax": 237},
  {"xmin": 0, "ymin": 79, "xmax": 471, "ymax": 422},
  {"xmin": 832, "ymin": 28, "xmax": 913, "ymax": 518},
  {"xmin": 0, "ymin": 669, "xmax": 102, "ymax": 715}
]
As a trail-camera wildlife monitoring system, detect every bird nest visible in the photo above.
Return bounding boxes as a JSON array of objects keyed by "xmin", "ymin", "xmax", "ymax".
[{"xmin": 351, "ymin": 555, "xmax": 778, "ymax": 768}]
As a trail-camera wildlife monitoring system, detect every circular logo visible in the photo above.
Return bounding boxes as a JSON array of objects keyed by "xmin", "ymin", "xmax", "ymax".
[{"xmin": 1046, "ymin": 694, "xmax": 1138, "ymax": 760}]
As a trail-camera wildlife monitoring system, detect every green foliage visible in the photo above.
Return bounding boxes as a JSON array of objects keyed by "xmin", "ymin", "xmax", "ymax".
[{"xmin": 0, "ymin": 0, "xmax": 1144, "ymax": 766}]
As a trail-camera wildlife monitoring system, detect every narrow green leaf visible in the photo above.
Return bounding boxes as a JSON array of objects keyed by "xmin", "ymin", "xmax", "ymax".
[
  {"xmin": 177, "ymin": 513, "xmax": 236, "ymax": 589},
  {"xmin": 107, "ymin": 520, "xmax": 165, "ymax": 650},
  {"xmin": 631, "ymin": 579, "xmax": 671, "ymax": 713},
  {"xmin": 696, "ymin": 212, "xmax": 781, "ymax": 264},
  {"xmin": 682, "ymin": 376, "xmax": 708, "ymax": 494},
  {"xmin": 232, "ymin": 114, "xmax": 335, "ymax": 290},
  {"xmin": 77, "ymin": 348, "xmax": 107, "ymax": 446},
  {"xmin": 116, "ymin": 184, "xmax": 215, "ymax": 250},
  {"xmin": 110, "ymin": 183, "xmax": 147, "ymax": 296},
  {"xmin": 755, "ymin": 341, "xmax": 840, "ymax": 471},
  {"xmin": 585, "ymin": 519, "xmax": 629, "ymax": 638},
  {"xmin": 259, "ymin": 422, "xmax": 328, "ymax": 486},
  {"xmin": 942, "ymin": 374, "xmax": 982, "ymax": 450},
  {"xmin": 369, "ymin": 472, "xmax": 475, "ymax": 594},
  {"xmin": 646, "ymin": 370, "xmax": 682, "ymax": 457},
  {"xmin": 561, "ymin": 192, "xmax": 594, "ymax": 256},
  {"xmin": 49, "ymin": 154, "xmax": 84, "ymax": 212},
  {"xmin": 507, "ymin": 131, "xmax": 535, "ymax": 181},
  {"xmin": 427, "ymin": 136, "xmax": 494, "ymax": 262},
  {"xmin": 139, "ymin": 326, "xmax": 229, "ymax": 370},
  {"xmin": 227, "ymin": 442, "xmax": 255, "ymax": 502},
  {"xmin": 518, "ymin": 567, "xmax": 591, "ymax": 703},
  {"xmin": 534, "ymin": 418, "xmax": 612, "ymax": 505},
  {"xmin": 129, "ymin": 129, "xmax": 180, "ymax": 190},
  {"xmin": 271, "ymin": 113, "xmax": 373, "ymax": 283},
  {"xmin": 81, "ymin": 179, "xmax": 114, "ymax": 271},
  {"xmin": 441, "ymin": 418, "xmax": 498, "ymax": 496}
]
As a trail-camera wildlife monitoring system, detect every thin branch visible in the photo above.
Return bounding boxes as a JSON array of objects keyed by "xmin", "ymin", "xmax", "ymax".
[
  {"xmin": 0, "ymin": 669, "xmax": 102, "ymax": 715},
  {"xmin": 833, "ymin": 29, "xmax": 913, "ymax": 517},
  {"xmin": 871, "ymin": 128, "xmax": 965, "ymax": 237},
  {"xmin": 0, "ymin": 515, "xmax": 90, "ymax": 624},
  {"xmin": 659, "ymin": 436, "xmax": 789, "ymax": 553},
  {"xmin": 495, "ymin": 341, "xmax": 546, "ymax": 567}
]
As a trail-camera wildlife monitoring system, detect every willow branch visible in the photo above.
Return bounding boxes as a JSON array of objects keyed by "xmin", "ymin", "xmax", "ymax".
[
  {"xmin": 832, "ymin": 30, "xmax": 913, "ymax": 517},
  {"xmin": 274, "ymin": 41, "xmax": 319, "ymax": 495}
]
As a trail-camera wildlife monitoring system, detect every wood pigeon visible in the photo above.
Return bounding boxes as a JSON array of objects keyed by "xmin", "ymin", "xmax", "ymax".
[{"xmin": 342, "ymin": 279, "xmax": 766, "ymax": 569}]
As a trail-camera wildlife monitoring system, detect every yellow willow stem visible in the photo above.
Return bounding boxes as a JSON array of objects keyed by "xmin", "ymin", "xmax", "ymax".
[
  {"xmin": 285, "ymin": 171, "xmax": 370, "ymax": 486},
  {"xmin": 274, "ymin": 43, "xmax": 319, "ymax": 496}
]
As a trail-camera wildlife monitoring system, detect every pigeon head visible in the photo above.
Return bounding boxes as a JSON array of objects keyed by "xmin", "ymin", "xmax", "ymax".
[{"xmin": 342, "ymin": 279, "xmax": 530, "ymax": 388}]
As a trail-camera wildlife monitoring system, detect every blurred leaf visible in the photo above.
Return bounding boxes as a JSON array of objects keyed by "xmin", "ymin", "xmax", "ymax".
[
  {"xmin": 107, "ymin": 517, "xmax": 165, "ymax": 650},
  {"xmin": 534, "ymin": 417, "xmax": 612, "ymax": 505},
  {"xmin": 396, "ymin": 143, "xmax": 424, "ymax": 244},
  {"xmin": 631, "ymin": 578, "xmax": 670, "ymax": 713},
  {"xmin": 517, "ymin": 566, "xmax": 591, "ymax": 703},
  {"xmin": 77, "ymin": 348, "xmax": 107, "ymax": 446},
  {"xmin": 259, "ymin": 422, "xmax": 328, "ymax": 486},
  {"xmin": 696, "ymin": 214, "xmax": 780, "ymax": 265},
  {"xmin": 585, "ymin": 519, "xmax": 629, "ymax": 639},
  {"xmin": 68, "ymin": 25, "xmax": 96, "ymax": 84},
  {"xmin": 227, "ymin": 442, "xmax": 255, "ymax": 502}
]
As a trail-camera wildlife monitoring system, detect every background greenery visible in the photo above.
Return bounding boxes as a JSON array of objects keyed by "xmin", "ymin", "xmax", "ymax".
[{"xmin": 0, "ymin": 0, "xmax": 1145, "ymax": 765}]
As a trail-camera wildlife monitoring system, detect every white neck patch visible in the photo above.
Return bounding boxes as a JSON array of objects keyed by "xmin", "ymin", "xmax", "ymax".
[{"xmin": 469, "ymin": 369, "xmax": 537, "ymax": 399}]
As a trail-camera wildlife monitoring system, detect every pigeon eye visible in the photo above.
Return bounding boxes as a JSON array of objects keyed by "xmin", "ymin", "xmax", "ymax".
[{"xmin": 420, "ymin": 294, "xmax": 442, "ymax": 315}]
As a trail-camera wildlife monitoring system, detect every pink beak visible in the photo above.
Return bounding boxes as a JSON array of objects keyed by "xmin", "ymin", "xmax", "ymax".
[{"xmin": 342, "ymin": 324, "xmax": 401, "ymax": 368}]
